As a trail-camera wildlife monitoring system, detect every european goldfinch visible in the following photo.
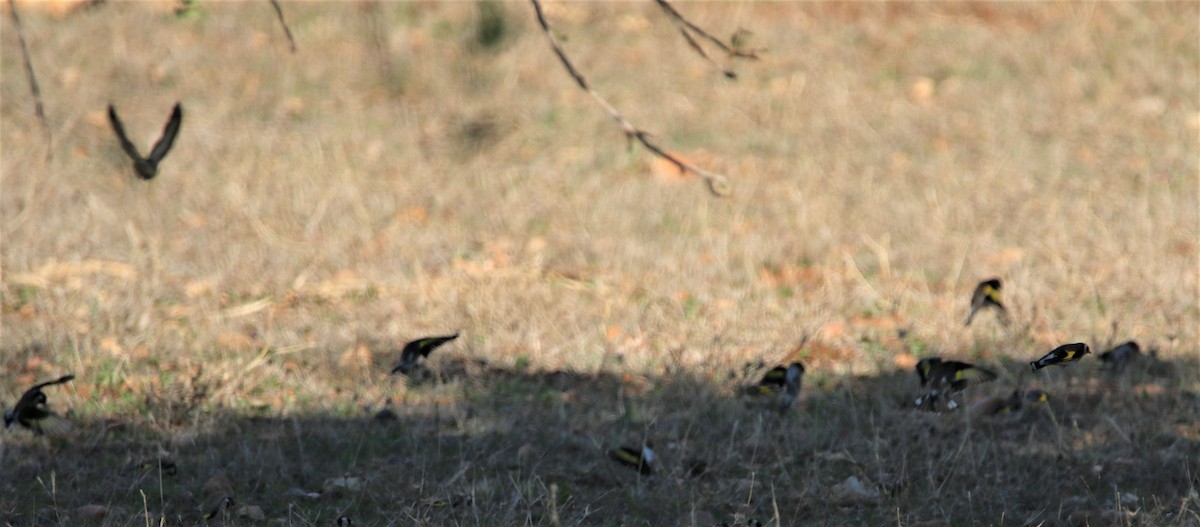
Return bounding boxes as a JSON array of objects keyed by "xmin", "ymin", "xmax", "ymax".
[
  {"xmin": 965, "ymin": 278, "xmax": 1007, "ymax": 326},
  {"xmin": 746, "ymin": 362, "xmax": 805, "ymax": 413},
  {"xmin": 997, "ymin": 389, "xmax": 1049, "ymax": 414},
  {"xmin": 914, "ymin": 358, "xmax": 997, "ymax": 411},
  {"xmin": 1022, "ymin": 389, "xmax": 1049, "ymax": 407},
  {"xmin": 391, "ymin": 334, "xmax": 459, "ymax": 375},
  {"xmin": 1031, "ymin": 343, "xmax": 1090, "ymax": 371},
  {"xmin": 202, "ymin": 496, "xmax": 234, "ymax": 521},
  {"xmin": 4, "ymin": 374, "xmax": 74, "ymax": 434},
  {"xmin": 607, "ymin": 444, "xmax": 654, "ymax": 475}
]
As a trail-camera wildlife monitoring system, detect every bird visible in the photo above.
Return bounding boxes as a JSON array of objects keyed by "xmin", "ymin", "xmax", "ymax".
[
  {"xmin": 745, "ymin": 362, "xmax": 805, "ymax": 413},
  {"xmin": 390, "ymin": 334, "xmax": 459, "ymax": 375},
  {"xmin": 336, "ymin": 515, "xmax": 354, "ymax": 526},
  {"xmin": 999, "ymin": 389, "xmax": 1049, "ymax": 414},
  {"xmin": 914, "ymin": 358, "xmax": 997, "ymax": 411},
  {"xmin": 133, "ymin": 458, "xmax": 178, "ymax": 476},
  {"xmin": 965, "ymin": 278, "xmax": 1007, "ymax": 326},
  {"xmin": 202, "ymin": 496, "xmax": 234, "ymax": 521},
  {"xmin": 107, "ymin": 102, "xmax": 183, "ymax": 180},
  {"xmin": 1022, "ymin": 389, "xmax": 1049, "ymax": 408},
  {"xmin": 1031, "ymin": 343, "xmax": 1090, "ymax": 371},
  {"xmin": 1099, "ymin": 340, "xmax": 1142, "ymax": 372},
  {"xmin": 607, "ymin": 444, "xmax": 654, "ymax": 475},
  {"xmin": 4, "ymin": 374, "xmax": 75, "ymax": 434}
]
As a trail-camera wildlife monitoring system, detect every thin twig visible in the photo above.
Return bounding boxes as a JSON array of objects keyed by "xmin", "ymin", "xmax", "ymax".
[
  {"xmin": 529, "ymin": 0, "xmax": 731, "ymax": 196},
  {"xmin": 7, "ymin": 0, "xmax": 52, "ymax": 160},
  {"xmin": 678, "ymin": 28, "xmax": 736, "ymax": 79},
  {"xmin": 654, "ymin": 0, "xmax": 762, "ymax": 60},
  {"xmin": 269, "ymin": 0, "xmax": 297, "ymax": 53}
]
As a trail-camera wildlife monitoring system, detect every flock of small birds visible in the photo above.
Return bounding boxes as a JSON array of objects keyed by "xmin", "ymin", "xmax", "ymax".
[
  {"xmin": 3, "ymin": 274, "xmax": 1162, "ymax": 526},
  {"xmin": 594, "ymin": 278, "xmax": 1157, "ymax": 478}
]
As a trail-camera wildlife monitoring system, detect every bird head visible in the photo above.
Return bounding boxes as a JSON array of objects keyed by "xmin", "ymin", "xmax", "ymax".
[{"xmin": 915, "ymin": 358, "xmax": 940, "ymax": 386}]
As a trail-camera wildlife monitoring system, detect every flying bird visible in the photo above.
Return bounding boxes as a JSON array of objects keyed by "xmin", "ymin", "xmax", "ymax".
[
  {"xmin": 107, "ymin": 102, "xmax": 183, "ymax": 180},
  {"xmin": 914, "ymin": 358, "xmax": 997, "ymax": 411},
  {"xmin": 965, "ymin": 278, "xmax": 1007, "ymax": 326},
  {"xmin": 4, "ymin": 374, "xmax": 75, "ymax": 434},
  {"xmin": 391, "ymin": 334, "xmax": 459, "ymax": 375},
  {"xmin": 1031, "ymin": 342, "xmax": 1090, "ymax": 371}
]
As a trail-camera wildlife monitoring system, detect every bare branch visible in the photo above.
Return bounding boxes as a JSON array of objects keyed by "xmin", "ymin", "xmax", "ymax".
[
  {"xmin": 657, "ymin": 0, "xmax": 758, "ymax": 60},
  {"xmin": 269, "ymin": 0, "xmax": 297, "ymax": 53},
  {"xmin": 678, "ymin": 28, "xmax": 736, "ymax": 80},
  {"xmin": 7, "ymin": 0, "xmax": 52, "ymax": 160},
  {"xmin": 529, "ymin": 0, "xmax": 731, "ymax": 197}
]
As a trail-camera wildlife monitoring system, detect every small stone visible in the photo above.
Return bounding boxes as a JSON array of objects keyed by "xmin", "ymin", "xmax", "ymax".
[
  {"xmin": 831, "ymin": 475, "xmax": 880, "ymax": 504},
  {"xmin": 76, "ymin": 504, "xmax": 109, "ymax": 520},
  {"xmin": 323, "ymin": 476, "xmax": 361, "ymax": 496},
  {"xmin": 237, "ymin": 505, "xmax": 266, "ymax": 521}
]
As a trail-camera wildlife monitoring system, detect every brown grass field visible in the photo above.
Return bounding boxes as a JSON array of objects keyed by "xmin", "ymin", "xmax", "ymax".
[{"xmin": 2, "ymin": 2, "xmax": 1198, "ymax": 526}]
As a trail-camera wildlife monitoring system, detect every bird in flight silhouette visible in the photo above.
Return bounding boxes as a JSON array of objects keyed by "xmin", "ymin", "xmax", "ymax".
[{"xmin": 107, "ymin": 102, "xmax": 183, "ymax": 180}]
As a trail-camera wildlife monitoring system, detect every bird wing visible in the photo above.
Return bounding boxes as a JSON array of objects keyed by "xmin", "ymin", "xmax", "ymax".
[
  {"xmin": 30, "ymin": 412, "xmax": 72, "ymax": 435},
  {"xmin": 31, "ymin": 374, "xmax": 75, "ymax": 391},
  {"xmin": 984, "ymin": 285, "xmax": 1003, "ymax": 306},
  {"xmin": 416, "ymin": 334, "xmax": 459, "ymax": 357},
  {"xmin": 18, "ymin": 374, "xmax": 75, "ymax": 408},
  {"xmin": 953, "ymin": 365, "xmax": 997, "ymax": 384},
  {"xmin": 13, "ymin": 387, "xmax": 41, "ymax": 411},
  {"xmin": 107, "ymin": 105, "xmax": 144, "ymax": 161},
  {"xmin": 147, "ymin": 103, "xmax": 183, "ymax": 163},
  {"xmin": 759, "ymin": 365, "xmax": 787, "ymax": 385}
]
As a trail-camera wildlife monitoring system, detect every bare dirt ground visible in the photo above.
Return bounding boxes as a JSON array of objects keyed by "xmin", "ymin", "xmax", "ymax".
[{"xmin": 2, "ymin": 2, "xmax": 1198, "ymax": 526}]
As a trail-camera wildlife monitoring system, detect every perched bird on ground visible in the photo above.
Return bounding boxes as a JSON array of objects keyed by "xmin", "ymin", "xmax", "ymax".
[
  {"xmin": 1099, "ymin": 341, "xmax": 1142, "ymax": 372},
  {"xmin": 1031, "ymin": 343, "xmax": 1090, "ymax": 371},
  {"xmin": 4, "ymin": 374, "xmax": 75, "ymax": 434},
  {"xmin": 202, "ymin": 496, "xmax": 234, "ymax": 521},
  {"xmin": 914, "ymin": 358, "xmax": 997, "ymax": 411},
  {"xmin": 965, "ymin": 278, "xmax": 1007, "ymax": 326},
  {"xmin": 391, "ymin": 334, "xmax": 459, "ymax": 375},
  {"xmin": 336, "ymin": 515, "xmax": 353, "ymax": 526},
  {"xmin": 1020, "ymin": 389, "xmax": 1049, "ymax": 408},
  {"xmin": 133, "ymin": 458, "xmax": 178, "ymax": 476},
  {"xmin": 745, "ymin": 362, "xmax": 805, "ymax": 413},
  {"xmin": 607, "ymin": 444, "xmax": 654, "ymax": 475},
  {"xmin": 107, "ymin": 102, "xmax": 183, "ymax": 180}
]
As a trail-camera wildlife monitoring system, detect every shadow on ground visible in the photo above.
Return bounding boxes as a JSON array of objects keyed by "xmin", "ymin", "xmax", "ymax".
[{"xmin": 2, "ymin": 355, "xmax": 1199, "ymax": 526}]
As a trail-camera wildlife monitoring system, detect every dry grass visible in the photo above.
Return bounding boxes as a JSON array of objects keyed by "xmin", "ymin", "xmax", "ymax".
[{"xmin": 2, "ymin": 2, "xmax": 1198, "ymax": 526}]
